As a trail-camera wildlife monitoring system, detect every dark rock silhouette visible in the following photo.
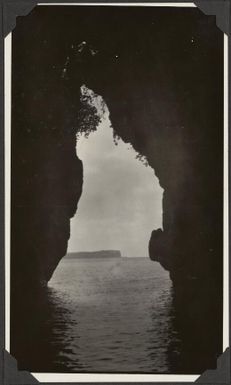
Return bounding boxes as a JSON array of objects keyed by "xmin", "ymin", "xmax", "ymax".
[{"xmin": 11, "ymin": 7, "xmax": 223, "ymax": 373}]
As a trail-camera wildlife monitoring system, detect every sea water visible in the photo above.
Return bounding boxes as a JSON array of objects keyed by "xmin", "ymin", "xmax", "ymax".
[{"xmin": 47, "ymin": 257, "xmax": 179, "ymax": 373}]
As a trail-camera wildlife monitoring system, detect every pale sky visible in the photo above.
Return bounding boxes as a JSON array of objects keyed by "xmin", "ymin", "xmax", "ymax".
[{"xmin": 68, "ymin": 88, "xmax": 163, "ymax": 257}]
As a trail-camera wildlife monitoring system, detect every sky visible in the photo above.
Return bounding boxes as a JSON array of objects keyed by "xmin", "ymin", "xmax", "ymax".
[{"xmin": 68, "ymin": 88, "xmax": 163, "ymax": 257}]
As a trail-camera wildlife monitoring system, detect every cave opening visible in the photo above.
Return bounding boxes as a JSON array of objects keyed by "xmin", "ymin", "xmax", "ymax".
[
  {"xmin": 67, "ymin": 85, "xmax": 164, "ymax": 259},
  {"xmin": 47, "ymin": 86, "xmax": 176, "ymax": 372}
]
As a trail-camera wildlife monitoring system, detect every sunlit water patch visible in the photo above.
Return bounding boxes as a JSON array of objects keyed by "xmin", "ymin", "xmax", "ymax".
[{"xmin": 48, "ymin": 257, "xmax": 180, "ymax": 373}]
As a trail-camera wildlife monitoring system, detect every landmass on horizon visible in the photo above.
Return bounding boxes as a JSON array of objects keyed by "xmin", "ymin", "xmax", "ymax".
[{"xmin": 66, "ymin": 250, "xmax": 122, "ymax": 258}]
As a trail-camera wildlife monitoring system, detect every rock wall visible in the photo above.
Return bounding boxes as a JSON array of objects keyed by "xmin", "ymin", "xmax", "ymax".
[{"xmin": 11, "ymin": 6, "xmax": 223, "ymax": 372}]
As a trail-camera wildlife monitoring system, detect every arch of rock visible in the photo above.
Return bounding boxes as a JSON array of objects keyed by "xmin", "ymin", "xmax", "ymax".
[{"xmin": 11, "ymin": 6, "xmax": 223, "ymax": 372}]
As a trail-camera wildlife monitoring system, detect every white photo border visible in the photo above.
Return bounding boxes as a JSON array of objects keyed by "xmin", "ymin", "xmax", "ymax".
[{"xmin": 4, "ymin": 3, "xmax": 229, "ymax": 382}]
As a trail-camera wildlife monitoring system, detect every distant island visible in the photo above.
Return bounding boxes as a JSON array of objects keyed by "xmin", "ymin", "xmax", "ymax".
[{"xmin": 66, "ymin": 250, "xmax": 122, "ymax": 259}]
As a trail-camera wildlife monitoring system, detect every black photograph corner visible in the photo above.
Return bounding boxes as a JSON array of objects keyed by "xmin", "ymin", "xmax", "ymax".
[{"xmin": 0, "ymin": 0, "xmax": 230, "ymax": 384}]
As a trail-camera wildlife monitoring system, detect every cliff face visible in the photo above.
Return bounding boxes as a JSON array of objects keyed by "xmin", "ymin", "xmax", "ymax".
[{"xmin": 11, "ymin": 7, "xmax": 223, "ymax": 372}]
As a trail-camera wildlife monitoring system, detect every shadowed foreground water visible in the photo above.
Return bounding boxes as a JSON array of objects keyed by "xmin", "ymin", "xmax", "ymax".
[{"xmin": 45, "ymin": 257, "xmax": 180, "ymax": 373}]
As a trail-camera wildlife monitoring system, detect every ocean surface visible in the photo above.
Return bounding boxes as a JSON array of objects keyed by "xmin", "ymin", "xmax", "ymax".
[{"xmin": 47, "ymin": 257, "xmax": 180, "ymax": 373}]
